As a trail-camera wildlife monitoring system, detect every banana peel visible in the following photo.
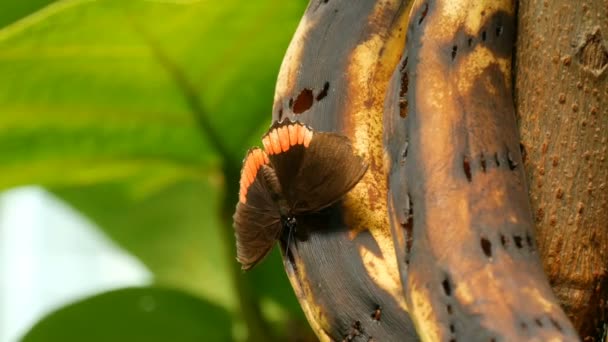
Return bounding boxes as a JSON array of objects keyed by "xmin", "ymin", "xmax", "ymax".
[
  {"xmin": 271, "ymin": 0, "xmax": 581, "ymax": 340},
  {"xmin": 384, "ymin": 0, "xmax": 580, "ymax": 340},
  {"xmin": 272, "ymin": 0, "xmax": 417, "ymax": 340}
]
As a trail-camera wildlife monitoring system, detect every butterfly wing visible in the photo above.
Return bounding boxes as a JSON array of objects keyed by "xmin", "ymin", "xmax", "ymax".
[
  {"xmin": 262, "ymin": 120, "xmax": 307, "ymax": 204},
  {"xmin": 234, "ymin": 202, "xmax": 281, "ymax": 270},
  {"xmin": 233, "ymin": 148, "xmax": 282, "ymax": 270},
  {"xmin": 262, "ymin": 120, "xmax": 368, "ymax": 214},
  {"xmin": 291, "ymin": 132, "xmax": 368, "ymax": 213}
]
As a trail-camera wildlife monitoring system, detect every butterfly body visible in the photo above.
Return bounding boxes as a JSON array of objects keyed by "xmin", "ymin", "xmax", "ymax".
[
  {"xmin": 233, "ymin": 120, "xmax": 368, "ymax": 270},
  {"xmin": 258, "ymin": 163, "xmax": 298, "ymax": 233}
]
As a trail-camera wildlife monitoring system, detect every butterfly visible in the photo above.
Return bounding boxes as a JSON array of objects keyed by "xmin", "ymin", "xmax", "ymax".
[{"xmin": 233, "ymin": 119, "xmax": 368, "ymax": 270}]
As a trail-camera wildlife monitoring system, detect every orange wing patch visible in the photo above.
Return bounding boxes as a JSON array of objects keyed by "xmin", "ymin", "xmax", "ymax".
[
  {"xmin": 244, "ymin": 121, "xmax": 313, "ymax": 203},
  {"xmin": 269, "ymin": 130, "xmax": 281, "ymax": 154},
  {"xmin": 262, "ymin": 122, "xmax": 313, "ymax": 155},
  {"xmin": 239, "ymin": 148, "xmax": 270, "ymax": 204},
  {"xmin": 297, "ymin": 125, "xmax": 305, "ymax": 145},
  {"xmin": 279, "ymin": 126, "xmax": 290, "ymax": 152},
  {"xmin": 288, "ymin": 125, "xmax": 298, "ymax": 146},
  {"xmin": 303, "ymin": 127, "xmax": 313, "ymax": 147}
]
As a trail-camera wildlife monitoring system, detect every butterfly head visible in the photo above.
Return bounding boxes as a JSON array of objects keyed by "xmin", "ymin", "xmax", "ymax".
[{"xmin": 283, "ymin": 215, "xmax": 297, "ymax": 232}]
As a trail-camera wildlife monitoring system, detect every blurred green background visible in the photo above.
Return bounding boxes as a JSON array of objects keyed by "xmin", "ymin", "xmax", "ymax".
[{"xmin": 0, "ymin": 0, "xmax": 311, "ymax": 341}]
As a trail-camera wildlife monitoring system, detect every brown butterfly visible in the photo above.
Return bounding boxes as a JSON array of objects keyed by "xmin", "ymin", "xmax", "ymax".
[{"xmin": 233, "ymin": 119, "xmax": 368, "ymax": 270}]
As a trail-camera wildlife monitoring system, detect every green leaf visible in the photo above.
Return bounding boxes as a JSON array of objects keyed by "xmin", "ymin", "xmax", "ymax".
[
  {"xmin": 1, "ymin": 0, "xmax": 309, "ymax": 337},
  {"xmin": 21, "ymin": 286, "xmax": 233, "ymax": 342},
  {"xmin": 0, "ymin": 0, "xmax": 57, "ymax": 29},
  {"xmin": 54, "ymin": 174, "xmax": 236, "ymax": 309},
  {"xmin": 0, "ymin": 0, "xmax": 305, "ymax": 190},
  {"xmin": 53, "ymin": 173, "xmax": 305, "ymax": 319}
]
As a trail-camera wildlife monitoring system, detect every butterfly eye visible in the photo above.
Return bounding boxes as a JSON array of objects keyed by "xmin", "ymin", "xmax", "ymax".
[{"xmin": 285, "ymin": 216, "xmax": 297, "ymax": 230}]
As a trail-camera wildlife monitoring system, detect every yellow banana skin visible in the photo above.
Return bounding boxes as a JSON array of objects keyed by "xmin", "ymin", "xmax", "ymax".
[
  {"xmin": 384, "ymin": 0, "xmax": 580, "ymax": 340},
  {"xmin": 272, "ymin": 0, "xmax": 417, "ymax": 340}
]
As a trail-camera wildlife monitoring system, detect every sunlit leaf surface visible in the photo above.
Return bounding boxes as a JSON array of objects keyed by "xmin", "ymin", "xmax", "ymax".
[
  {"xmin": 0, "ymin": 0, "xmax": 308, "ymax": 338},
  {"xmin": 22, "ymin": 287, "xmax": 233, "ymax": 342}
]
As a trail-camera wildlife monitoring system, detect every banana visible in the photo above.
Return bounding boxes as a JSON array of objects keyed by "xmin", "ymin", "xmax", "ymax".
[
  {"xmin": 272, "ymin": 0, "xmax": 416, "ymax": 340},
  {"xmin": 384, "ymin": 0, "xmax": 579, "ymax": 340}
]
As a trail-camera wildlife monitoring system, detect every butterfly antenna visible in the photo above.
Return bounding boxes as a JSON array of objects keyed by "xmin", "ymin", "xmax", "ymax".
[
  {"xmin": 283, "ymin": 217, "xmax": 296, "ymax": 269},
  {"xmin": 287, "ymin": 224, "xmax": 295, "ymax": 251}
]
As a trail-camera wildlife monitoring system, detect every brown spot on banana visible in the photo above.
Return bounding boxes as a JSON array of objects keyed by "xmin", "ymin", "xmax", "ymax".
[
  {"xmin": 273, "ymin": 0, "xmax": 417, "ymax": 340},
  {"xmin": 385, "ymin": 0, "xmax": 580, "ymax": 341}
]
